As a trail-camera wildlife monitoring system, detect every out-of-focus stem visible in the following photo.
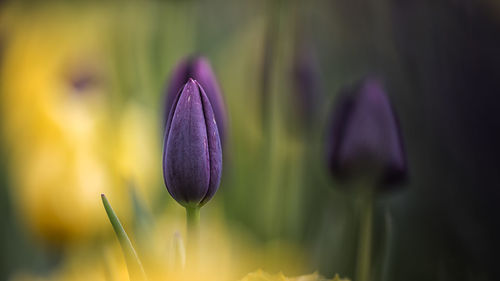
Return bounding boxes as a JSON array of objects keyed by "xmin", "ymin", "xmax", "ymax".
[
  {"xmin": 381, "ymin": 209, "xmax": 393, "ymax": 281},
  {"xmin": 260, "ymin": 0, "xmax": 281, "ymax": 135},
  {"xmin": 356, "ymin": 192, "xmax": 374, "ymax": 281},
  {"xmin": 169, "ymin": 231, "xmax": 186, "ymax": 272}
]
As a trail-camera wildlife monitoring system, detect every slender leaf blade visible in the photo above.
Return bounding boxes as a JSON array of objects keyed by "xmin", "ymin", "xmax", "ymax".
[{"xmin": 101, "ymin": 194, "xmax": 147, "ymax": 281}]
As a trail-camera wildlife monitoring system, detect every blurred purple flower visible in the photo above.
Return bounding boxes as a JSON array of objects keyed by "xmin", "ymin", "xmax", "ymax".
[
  {"xmin": 327, "ymin": 78, "xmax": 407, "ymax": 188},
  {"xmin": 164, "ymin": 56, "xmax": 227, "ymax": 145},
  {"xmin": 292, "ymin": 44, "xmax": 321, "ymax": 126},
  {"xmin": 68, "ymin": 68, "xmax": 99, "ymax": 92},
  {"xmin": 63, "ymin": 58, "xmax": 104, "ymax": 94},
  {"xmin": 163, "ymin": 79, "xmax": 222, "ymax": 207}
]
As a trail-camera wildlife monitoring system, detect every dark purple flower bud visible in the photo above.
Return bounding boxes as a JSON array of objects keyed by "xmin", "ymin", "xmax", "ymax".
[
  {"xmin": 164, "ymin": 56, "xmax": 227, "ymax": 145},
  {"xmin": 327, "ymin": 78, "xmax": 407, "ymax": 188},
  {"xmin": 163, "ymin": 79, "xmax": 222, "ymax": 207}
]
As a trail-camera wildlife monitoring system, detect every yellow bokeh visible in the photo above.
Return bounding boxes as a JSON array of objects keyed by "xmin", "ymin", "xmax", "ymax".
[{"xmin": 0, "ymin": 4, "xmax": 158, "ymax": 245}]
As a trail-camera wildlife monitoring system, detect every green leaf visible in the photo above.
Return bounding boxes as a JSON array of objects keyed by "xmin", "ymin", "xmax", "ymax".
[{"xmin": 101, "ymin": 194, "xmax": 148, "ymax": 281}]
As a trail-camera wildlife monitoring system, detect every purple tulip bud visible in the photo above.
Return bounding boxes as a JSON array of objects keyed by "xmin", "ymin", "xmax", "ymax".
[
  {"xmin": 327, "ymin": 78, "xmax": 407, "ymax": 188},
  {"xmin": 164, "ymin": 56, "xmax": 227, "ymax": 145},
  {"xmin": 163, "ymin": 79, "xmax": 222, "ymax": 207}
]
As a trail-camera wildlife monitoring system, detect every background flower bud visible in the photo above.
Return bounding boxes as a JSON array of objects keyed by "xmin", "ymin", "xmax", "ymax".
[
  {"xmin": 327, "ymin": 77, "xmax": 407, "ymax": 188},
  {"xmin": 163, "ymin": 79, "xmax": 222, "ymax": 207},
  {"xmin": 164, "ymin": 56, "xmax": 227, "ymax": 144},
  {"xmin": 292, "ymin": 41, "xmax": 321, "ymax": 128}
]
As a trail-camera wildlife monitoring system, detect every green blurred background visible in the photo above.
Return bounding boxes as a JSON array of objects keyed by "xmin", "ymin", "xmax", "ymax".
[{"xmin": 1, "ymin": 0, "xmax": 499, "ymax": 280}]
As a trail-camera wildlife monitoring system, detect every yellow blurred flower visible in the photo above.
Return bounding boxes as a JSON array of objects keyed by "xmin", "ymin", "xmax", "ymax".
[
  {"xmin": 120, "ymin": 203, "xmax": 309, "ymax": 281},
  {"xmin": 9, "ymin": 203, "xmax": 323, "ymax": 281},
  {"xmin": 239, "ymin": 271, "xmax": 349, "ymax": 281},
  {"xmin": 115, "ymin": 102, "xmax": 160, "ymax": 205},
  {"xmin": 0, "ymin": 3, "xmax": 158, "ymax": 245},
  {"xmin": 10, "ymin": 243, "xmax": 129, "ymax": 281}
]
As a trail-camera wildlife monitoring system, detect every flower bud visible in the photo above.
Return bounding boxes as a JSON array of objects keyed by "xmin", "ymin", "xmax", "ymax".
[
  {"xmin": 327, "ymin": 78, "xmax": 407, "ymax": 188},
  {"xmin": 164, "ymin": 56, "xmax": 227, "ymax": 144},
  {"xmin": 163, "ymin": 79, "xmax": 222, "ymax": 207}
]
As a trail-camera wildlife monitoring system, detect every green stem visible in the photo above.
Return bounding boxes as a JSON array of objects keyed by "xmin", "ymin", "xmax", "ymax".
[
  {"xmin": 101, "ymin": 194, "xmax": 147, "ymax": 281},
  {"xmin": 186, "ymin": 206, "xmax": 200, "ymax": 238},
  {"xmin": 185, "ymin": 206, "xmax": 200, "ymax": 269},
  {"xmin": 356, "ymin": 192, "xmax": 374, "ymax": 281},
  {"xmin": 381, "ymin": 208, "xmax": 393, "ymax": 281}
]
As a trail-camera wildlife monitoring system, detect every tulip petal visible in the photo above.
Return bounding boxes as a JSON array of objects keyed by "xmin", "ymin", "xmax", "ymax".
[
  {"xmin": 196, "ymin": 81, "xmax": 222, "ymax": 206},
  {"xmin": 164, "ymin": 79, "xmax": 210, "ymax": 206},
  {"xmin": 192, "ymin": 57, "xmax": 227, "ymax": 142},
  {"xmin": 164, "ymin": 56, "xmax": 227, "ymax": 144}
]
